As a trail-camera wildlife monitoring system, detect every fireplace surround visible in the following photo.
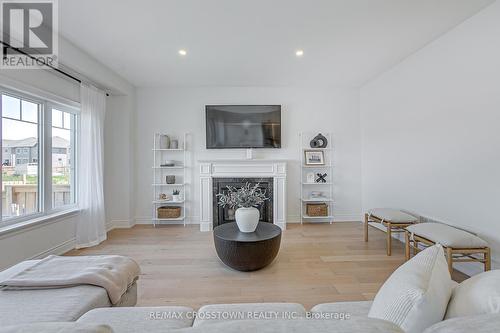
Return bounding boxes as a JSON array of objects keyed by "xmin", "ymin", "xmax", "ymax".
[
  {"xmin": 212, "ymin": 178, "xmax": 274, "ymax": 228},
  {"xmin": 199, "ymin": 160, "xmax": 287, "ymax": 231}
]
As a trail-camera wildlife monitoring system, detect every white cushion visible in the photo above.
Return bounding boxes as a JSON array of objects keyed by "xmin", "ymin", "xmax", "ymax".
[
  {"xmin": 193, "ymin": 303, "xmax": 306, "ymax": 326},
  {"xmin": 78, "ymin": 306, "xmax": 194, "ymax": 332},
  {"xmin": 186, "ymin": 318, "xmax": 404, "ymax": 332},
  {"xmin": 311, "ymin": 301, "xmax": 373, "ymax": 317},
  {"xmin": 406, "ymin": 223, "xmax": 488, "ymax": 248},
  {"xmin": 0, "ymin": 260, "xmax": 137, "ymax": 325},
  {"xmin": 445, "ymin": 270, "xmax": 500, "ymax": 319},
  {"xmin": 424, "ymin": 314, "xmax": 500, "ymax": 333},
  {"xmin": 0, "ymin": 322, "xmax": 113, "ymax": 333},
  {"xmin": 368, "ymin": 245, "xmax": 453, "ymax": 333},
  {"xmin": 368, "ymin": 208, "xmax": 418, "ymax": 223}
]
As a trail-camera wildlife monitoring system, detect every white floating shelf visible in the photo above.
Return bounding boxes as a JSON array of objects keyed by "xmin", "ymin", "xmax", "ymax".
[
  {"xmin": 152, "ymin": 183, "xmax": 186, "ymax": 186},
  {"xmin": 302, "ymin": 215, "xmax": 334, "ymax": 219},
  {"xmin": 303, "ymin": 165, "xmax": 333, "ymax": 168},
  {"xmin": 153, "ymin": 216, "xmax": 185, "ymax": 221},
  {"xmin": 302, "ymin": 148, "xmax": 332, "ymax": 151},
  {"xmin": 153, "ymin": 166, "xmax": 184, "ymax": 169},
  {"xmin": 301, "ymin": 198, "xmax": 334, "ymax": 202},
  {"xmin": 302, "ymin": 182, "xmax": 332, "ymax": 185},
  {"xmin": 152, "ymin": 148, "xmax": 184, "ymax": 151},
  {"xmin": 152, "ymin": 200, "xmax": 185, "ymax": 204}
]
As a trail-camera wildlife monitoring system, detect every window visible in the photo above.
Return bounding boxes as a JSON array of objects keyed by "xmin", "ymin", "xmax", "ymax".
[
  {"xmin": 1, "ymin": 88, "xmax": 79, "ymax": 226},
  {"xmin": 51, "ymin": 108, "xmax": 76, "ymax": 208},
  {"xmin": 2, "ymin": 94, "xmax": 40, "ymax": 219}
]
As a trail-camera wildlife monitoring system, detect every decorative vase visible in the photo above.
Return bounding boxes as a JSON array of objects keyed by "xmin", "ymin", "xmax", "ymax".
[
  {"xmin": 166, "ymin": 175, "xmax": 176, "ymax": 184},
  {"xmin": 306, "ymin": 172, "xmax": 315, "ymax": 183},
  {"xmin": 235, "ymin": 207, "xmax": 260, "ymax": 233},
  {"xmin": 310, "ymin": 133, "xmax": 328, "ymax": 148},
  {"xmin": 172, "ymin": 194, "xmax": 181, "ymax": 202},
  {"xmin": 170, "ymin": 139, "xmax": 179, "ymax": 149},
  {"xmin": 159, "ymin": 135, "xmax": 170, "ymax": 149}
]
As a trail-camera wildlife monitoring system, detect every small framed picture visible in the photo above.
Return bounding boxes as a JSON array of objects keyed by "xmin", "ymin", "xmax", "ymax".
[{"xmin": 304, "ymin": 150, "xmax": 325, "ymax": 165}]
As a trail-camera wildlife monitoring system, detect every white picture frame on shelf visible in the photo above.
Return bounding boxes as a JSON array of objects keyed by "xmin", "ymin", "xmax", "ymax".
[{"xmin": 304, "ymin": 150, "xmax": 325, "ymax": 165}]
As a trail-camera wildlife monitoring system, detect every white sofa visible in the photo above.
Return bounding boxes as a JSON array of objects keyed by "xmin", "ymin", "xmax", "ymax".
[
  {"xmin": 0, "ymin": 260, "xmax": 137, "ymax": 326},
  {"xmin": 74, "ymin": 245, "xmax": 500, "ymax": 332},
  {"xmin": 70, "ymin": 298, "xmax": 500, "ymax": 332},
  {"xmin": 3, "ymin": 301, "xmax": 500, "ymax": 333},
  {"xmin": 1, "ymin": 247, "xmax": 499, "ymax": 332}
]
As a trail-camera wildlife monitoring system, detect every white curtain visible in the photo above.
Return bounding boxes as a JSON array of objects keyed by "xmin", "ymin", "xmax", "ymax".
[{"xmin": 76, "ymin": 83, "xmax": 107, "ymax": 248}]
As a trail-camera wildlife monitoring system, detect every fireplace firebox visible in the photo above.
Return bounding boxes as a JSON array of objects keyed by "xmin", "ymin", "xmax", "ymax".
[{"xmin": 212, "ymin": 178, "xmax": 273, "ymax": 228}]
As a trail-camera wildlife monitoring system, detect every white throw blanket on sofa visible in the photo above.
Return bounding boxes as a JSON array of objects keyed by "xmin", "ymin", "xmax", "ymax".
[{"xmin": 0, "ymin": 255, "xmax": 140, "ymax": 305}]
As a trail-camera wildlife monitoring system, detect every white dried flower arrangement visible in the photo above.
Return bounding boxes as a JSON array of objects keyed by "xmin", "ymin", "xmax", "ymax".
[{"xmin": 217, "ymin": 183, "xmax": 269, "ymax": 209}]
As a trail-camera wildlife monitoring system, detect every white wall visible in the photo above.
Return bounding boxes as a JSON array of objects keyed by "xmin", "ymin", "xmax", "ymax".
[
  {"xmin": 0, "ymin": 37, "xmax": 136, "ymax": 270},
  {"xmin": 104, "ymin": 93, "xmax": 136, "ymax": 229},
  {"xmin": 135, "ymin": 86, "xmax": 362, "ymax": 224},
  {"xmin": 360, "ymin": 1, "xmax": 500, "ymax": 273}
]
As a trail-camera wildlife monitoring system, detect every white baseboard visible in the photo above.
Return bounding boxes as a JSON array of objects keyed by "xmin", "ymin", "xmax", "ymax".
[
  {"xmin": 287, "ymin": 213, "xmax": 362, "ymax": 223},
  {"xmin": 287, "ymin": 215, "xmax": 301, "ymax": 223},
  {"xmin": 135, "ymin": 214, "xmax": 362, "ymax": 226},
  {"xmin": 29, "ymin": 237, "xmax": 76, "ymax": 259},
  {"xmin": 134, "ymin": 216, "xmax": 199, "ymax": 225},
  {"xmin": 200, "ymin": 222, "xmax": 212, "ymax": 232},
  {"xmin": 108, "ymin": 220, "xmax": 133, "ymax": 230},
  {"xmin": 333, "ymin": 213, "xmax": 363, "ymax": 222}
]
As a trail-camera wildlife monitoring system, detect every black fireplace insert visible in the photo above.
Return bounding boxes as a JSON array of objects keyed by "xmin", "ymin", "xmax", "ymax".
[{"xmin": 212, "ymin": 178, "xmax": 273, "ymax": 228}]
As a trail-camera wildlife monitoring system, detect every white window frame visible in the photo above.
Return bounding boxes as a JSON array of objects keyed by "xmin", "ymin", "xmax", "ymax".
[
  {"xmin": 48, "ymin": 102, "xmax": 79, "ymax": 211},
  {"xmin": 0, "ymin": 85, "xmax": 80, "ymax": 228}
]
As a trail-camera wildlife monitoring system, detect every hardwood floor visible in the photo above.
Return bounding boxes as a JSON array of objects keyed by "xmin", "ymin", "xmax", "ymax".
[{"xmin": 66, "ymin": 222, "xmax": 467, "ymax": 310}]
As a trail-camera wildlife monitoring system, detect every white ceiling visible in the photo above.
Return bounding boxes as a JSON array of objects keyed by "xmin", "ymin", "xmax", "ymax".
[{"xmin": 59, "ymin": 0, "xmax": 494, "ymax": 88}]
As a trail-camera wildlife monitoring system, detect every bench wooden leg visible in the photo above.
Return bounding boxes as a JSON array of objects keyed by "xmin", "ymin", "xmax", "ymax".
[
  {"xmin": 446, "ymin": 247, "xmax": 453, "ymax": 274},
  {"xmin": 405, "ymin": 230, "xmax": 411, "ymax": 261},
  {"xmin": 364, "ymin": 214, "xmax": 369, "ymax": 242},
  {"xmin": 485, "ymin": 248, "xmax": 491, "ymax": 271},
  {"xmin": 386, "ymin": 223, "xmax": 392, "ymax": 256}
]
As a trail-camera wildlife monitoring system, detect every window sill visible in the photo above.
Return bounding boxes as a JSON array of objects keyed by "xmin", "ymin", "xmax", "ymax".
[{"xmin": 0, "ymin": 209, "xmax": 80, "ymax": 238}]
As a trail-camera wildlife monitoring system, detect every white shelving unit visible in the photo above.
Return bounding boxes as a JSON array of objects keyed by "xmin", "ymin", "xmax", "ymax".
[
  {"xmin": 152, "ymin": 133, "xmax": 189, "ymax": 226},
  {"xmin": 299, "ymin": 132, "xmax": 334, "ymax": 224}
]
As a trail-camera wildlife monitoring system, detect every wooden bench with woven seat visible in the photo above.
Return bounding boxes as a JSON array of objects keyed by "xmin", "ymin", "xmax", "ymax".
[
  {"xmin": 364, "ymin": 208, "xmax": 419, "ymax": 256},
  {"xmin": 405, "ymin": 223, "xmax": 491, "ymax": 273}
]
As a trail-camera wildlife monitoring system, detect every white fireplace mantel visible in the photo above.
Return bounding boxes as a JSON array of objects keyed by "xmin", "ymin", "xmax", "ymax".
[{"xmin": 199, "ymin": 160, "xmax": 287, "ymax": 232}]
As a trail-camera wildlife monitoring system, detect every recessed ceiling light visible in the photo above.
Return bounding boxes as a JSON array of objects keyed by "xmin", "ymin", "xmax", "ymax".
[
  {"xmin": 178, "ymin": 49, "xmax": 187, "ymax": 56},
  {"xmin": 295, "ymin": 49, "xmax": 304, "ymax": 57}
]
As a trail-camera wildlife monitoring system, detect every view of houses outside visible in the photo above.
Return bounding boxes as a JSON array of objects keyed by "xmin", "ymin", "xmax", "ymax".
[
  {"xmin": 51, "ymin": 109, "xmax": 75, "ymax": 209},
  {"xmin": 2, "ymin": 94, "xmax": 74, "ymax": 220}
]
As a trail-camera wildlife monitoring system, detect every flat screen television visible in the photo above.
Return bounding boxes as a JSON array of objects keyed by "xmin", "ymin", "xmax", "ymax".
[{"xmin": 206, "ymin": 105, "xmax": 281, "ymax": 149}]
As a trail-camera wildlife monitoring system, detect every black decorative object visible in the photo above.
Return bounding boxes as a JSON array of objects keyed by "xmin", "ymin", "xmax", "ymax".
[
  {"xmin": 213, "ymin": 222, "xmax": 281, "ymax": 271},
  {"xmin": 309, "ymin": 133, "xmax": 328, "ymax": 148},
  {"xmin": 316, "ymin": 173, "xmax": 327, "ymax": 183},
  {"xmin": 166, "ymin": 175, "xmax": 176, "ymax": 184}
]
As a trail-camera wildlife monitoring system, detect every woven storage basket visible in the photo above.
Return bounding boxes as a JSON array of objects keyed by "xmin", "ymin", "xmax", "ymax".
[
  {"xmin": 157, "ymin": 206, "xmax": 181, "ymax": 219},
  {"xmin": 306, "ymin": 203, "xmax": 328, "ymax": 217}
]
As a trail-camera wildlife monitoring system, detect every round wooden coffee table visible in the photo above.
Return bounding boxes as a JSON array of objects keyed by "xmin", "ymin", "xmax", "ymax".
[{"xmin": 213, "ymin": 222, "xmax": 282, "ymax": 271}]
